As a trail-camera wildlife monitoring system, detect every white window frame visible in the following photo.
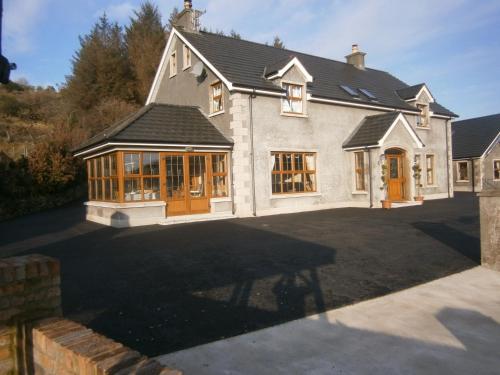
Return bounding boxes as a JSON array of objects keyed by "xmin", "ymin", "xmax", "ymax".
[
  {"xmin": 416, "ymin": 103, "xmax": 430, "ymax": 128},
  {"xmin": 494, "ymin": 159, "xmax": 500, "ymax": 181},
  {"xmin": 210, "ymin": 81, "xmax": 224, "ymax": 116},
  {"xmin": 456, "ymin": 161, "xmax": 470, "ymax": 182},
  {"xmin": 353, "ymin": 151, "xmax": 367, "ymax": 193},
  {"xmin": 281, "ymin": 81, "xmax": 306, "ymax": 117},
  {"xmin": 169, "ymin": 51, "xmax": 177, "ymax": 78},
  {"xmin": 183, "ymin": 45, "xmax": 191, "ymax": 70},
  {"xmin": 425, "ymin": 154, "xmax": 436, "ymax": 186}
]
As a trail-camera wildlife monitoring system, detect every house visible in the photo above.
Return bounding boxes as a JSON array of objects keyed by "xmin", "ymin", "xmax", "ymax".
[
  {"xmin": 73, "ymin": 0, "xmax": 457, "ymax": 227},
  {"xmin": 452, "ymin": 114, "xmax": 500, "ymax": 192}
]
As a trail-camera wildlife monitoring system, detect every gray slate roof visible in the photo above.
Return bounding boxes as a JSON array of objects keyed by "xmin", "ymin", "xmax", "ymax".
[
  {"xmin": 74, "ymin": 103, "xmax": 232, "ymax": 154},
  {"xmin": 180, "ymin": 29, "xmax": 457, "ymax": 117},
  {"xmin": 396, "ymin": 84, "xmax": 425, "ymax": 100},
  {"xmin": 343, "ymin": 112, "xmax": 401, "ymax": 148},
  {"xmin": 452, "ymin": 113, "xmax": 500, "ymax": 159}
]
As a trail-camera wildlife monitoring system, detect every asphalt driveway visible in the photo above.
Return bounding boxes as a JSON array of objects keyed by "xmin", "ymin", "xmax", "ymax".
[{"xmin": 0, "ymin": 193, "xmax": 480, "ymax": 357}]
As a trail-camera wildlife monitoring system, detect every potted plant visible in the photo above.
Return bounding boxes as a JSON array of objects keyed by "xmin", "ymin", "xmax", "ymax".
[
  {"xmin": 380, "ymin": 162, "xmax": 391, "ymax": 209},
  {"xmin": 412, "ymin": 163, "xmax": 424, "ymax": 203}
]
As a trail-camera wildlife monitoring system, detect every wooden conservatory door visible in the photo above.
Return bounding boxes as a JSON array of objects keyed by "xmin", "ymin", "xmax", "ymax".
[
  {"xmin": 387, "ymin": 154, "xmax": 405, "ymax": 201},
  {"xmin": 164, "ymin": 153, "xmax": 210, "ymax": 216}
]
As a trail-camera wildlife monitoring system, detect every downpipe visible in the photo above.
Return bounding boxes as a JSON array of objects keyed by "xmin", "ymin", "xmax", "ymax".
[{"xmin": 249, "ymin": 90, "xmax": 257, "ymax": 216}]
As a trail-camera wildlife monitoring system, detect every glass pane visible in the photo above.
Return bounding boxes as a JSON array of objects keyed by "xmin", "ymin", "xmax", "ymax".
[
  {"xmin": 305, "ymin": 154, "xmax": 315, "ymax": 171},
  {"xmin": 290, "ymin": 99, "xmax": 302, "ymax": 113},
  {"xmin": 272, "ymin": 174, "xmax": 281, "ymax": 194},
  {"xmin": 282, "ymin": 99, "xmax": 292, "ymax": 113},
  {"xmin": 212, "ymin": 154, "xmax": 226, "ymax": 174},
  {"xmin": 283, "ymin": 154, "xmax": 293, "ymax": 171},
  {"xmin": 305, "ymin": 173, "xmax": 316, "ymax": 192},
  {"xmin": 459, "ymin": 163, "xmax": 468, "ymax": 180},
  {"xmin": 212, "ymin": 176, "xmax": 228, "ymax": 197},
  {"xmin": 96, "ymin": 158, "xmax": 102, "ymax": 177},
  {"xmin": 189, "ymin": 155, "xmax": 206, "ymax": 197},
  {"xmin": 495, "ymin": 161, "xmax": 500, "ymax": 179},
  {"xmin": 390, "ymin": 158, "xmax": 398, "ymax": 179},
  {"xmin": 283, "ymin": 173, "xmax": 293, "ymax": 192},
  {"xmin": 272, "ymin": 154, "xmax": 281, "ymax": 171},
  {"xmin": 124, "ymin": 178, "xmax": 142, "ymax": 201},
  {"xmin": 293, "ymin": 173, "xmax": 304, "ymax": 192},
  {"xmin": 143, "ymin": 152, "xmax": 159, "ymax": 175},
  {"xmin": 103, "ymin": 156, "xmax": 110, "ymax": 177},
  {"xmin": 111, "ymin": 178, "xmax": 119, "ymax": 201},
  {"xmin": 124, "ymin": 153, "xmax": 140, "ymax": 175},
  {"xmin": 291, "ymin": 85, "xmax": 302, "ymax": 98},
  {"xmin": 89, "ymin": 180, "xmax": 96, "ymax": 200},
  {"xmin": 166, "ymin": 155, "xmax": 185, "ymax": 199},
  {"xmin": 96, "ymin": 180, "xmax": 103, "ymax": 200},
  {"xmin": 294, "ymin": 154, "xmax": 304, "ymax": 171},
  {"xmin": 110, "ymin": 154, "xmax": 117, "ymax": 176},
  {"xmin": 104, "ymin": 179, "xmax": 111, "ymax": 200},
  {"xmin": 88, "ymin": 160, "xmax": 95, "ymax": 178},
  {"xmin": 143, "ymin": 177, "xmax": 160, "ymax": 200}
]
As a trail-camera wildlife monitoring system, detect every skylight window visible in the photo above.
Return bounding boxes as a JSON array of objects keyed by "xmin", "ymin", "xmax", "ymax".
[
  {"xmin": 359, "ymin": 88, "xmax": 377, "ymax": 100},
  {"xmin": 340, "ymin": 85, "xmax": 359, "ymax": 97}
]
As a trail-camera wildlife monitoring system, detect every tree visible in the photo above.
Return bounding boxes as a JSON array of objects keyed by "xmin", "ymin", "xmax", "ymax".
[
  {"xmin": 273, "ymin": 36, "xmax": 285, "ymax": 49},
  {"xmin": 229, "ymin": 30, "xmax": 241, "ymax": 39},
  {"xmin": 64, "ymin": 14, "xmax": 134, "ymax": 111},
  {"xmin": 126, "ymin": 2, "xmax": 167, "ymax": 103}
]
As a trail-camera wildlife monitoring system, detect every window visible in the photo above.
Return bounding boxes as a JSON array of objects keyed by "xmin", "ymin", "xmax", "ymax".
[
  {"xmin": 426, "ymin": 154, "xmax": 435, "ymax": 185},
  {"xmin": 211, "ymin": 154, "xmax": 228, "ymax": 197},
  {"xmin": 494, "ymin": 160, "xmax": 500, "ymax": 180},
  {"xmin": 359, "ymin": 88, "xmax": 376, "ymax": 100},
  {"xmin": 340, "ymin": 85, "xmax": 359, "ymax": 97},
  {"xmin": 124, "ymin": 152, "xmax": 160, "ymax": 202},
  {"xmin": 417, "ymin": 104, "xmax": 429, "ymax": 127},
  {"xmin": 87, "ymin": 154, "xmax": 118, "ymax": 202},
  {"xmin": 457, "ymin": 161, "xmax": 469, "ymax": 182},
  {"xmin": 183, "ymin": 45, "xmax": 191, "ymax": 70},
  {"xmin": 271, "ymin": 152, "xmax": 316, "ymax": 194},
  {"xmin": 354, "ymin": 152, "xmax": 366, "ymax": 191},
  {"xmin": 211, "ymin": 82, "xmax": 223, "ymax": 113},
  {"xmin": 169, "ymin": 51, "xmax": 177, "ymax": 77},
  {"xmin": 282, "ymin": 83, "xmax": 303, "ymax": 114}
]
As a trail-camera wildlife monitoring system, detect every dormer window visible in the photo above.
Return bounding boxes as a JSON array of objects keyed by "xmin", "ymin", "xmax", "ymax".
[
  {"xmin": 211, "ymin": 81, "xmax": 223, "ymax": 114},
  {"xmin": 183, "ymin": 45, "xmax": 191, "ymax": 70},
  {"xmin": 169, "ymin": 51, "xmax": 177, "ymax": 77},
  {"xmin": 282, "ymin": 83, "xmax": 303, "ymax": 114},
  {"xmin": 417, "ymin": 103, "xmax": 429, "ymax": 127}
]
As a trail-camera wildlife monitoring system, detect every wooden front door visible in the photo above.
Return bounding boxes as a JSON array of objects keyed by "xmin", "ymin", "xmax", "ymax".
[
  {"xmin": 163, "ymin": 153, "xmax": 210, "ymax": 216},
  {"xmin": 387, "ymin": 154, "xmax": 405, "ymax": 201}
]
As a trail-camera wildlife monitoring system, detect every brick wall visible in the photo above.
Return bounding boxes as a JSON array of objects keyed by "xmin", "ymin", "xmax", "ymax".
[
  {"xmin": 0, "ymin": 254, "xmax": 62, "ymax": 374},
  {"xmin": 0, "ymin": 255, "xmax": 181, "ymax": 375},
  {"xmin": 32, "ymin": 318, "xmax": 180, "ymax": 375}
]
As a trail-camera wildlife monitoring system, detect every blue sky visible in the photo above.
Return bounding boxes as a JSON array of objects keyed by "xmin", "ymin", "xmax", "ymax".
[{"xmin": 4, "ymin": 0, "xmax": 500, "ymax": 119}]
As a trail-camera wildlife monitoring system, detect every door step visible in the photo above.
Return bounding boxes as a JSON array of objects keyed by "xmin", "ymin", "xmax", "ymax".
[
  {"xmin": 157, "ymin": 212, "xmax": 236, "ymax": 226},
  {"xmin": 391, "ymin": 201, "xmax": 423, "ymax": 208}
]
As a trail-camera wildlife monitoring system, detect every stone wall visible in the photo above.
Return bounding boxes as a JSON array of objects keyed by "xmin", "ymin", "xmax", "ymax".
[
  {"xmin": 0, "ymin": 254, "xmax": 61, "ymax": 374},
  {"xmin": 31, "ymin": 318, "xmax": 180, "ymax": 375},
  {"xmin": 0, "ymin": 254, "xmax": 181, "ymax": 374},
  {"xmin": 479, "ymin": 191, "xmax": 500, "ymax": 271}
]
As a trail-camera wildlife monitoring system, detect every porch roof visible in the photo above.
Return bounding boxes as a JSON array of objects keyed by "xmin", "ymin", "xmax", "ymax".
[{"xmin": 73, "ymin": 103, "xmax": 233, "ymax": 155}]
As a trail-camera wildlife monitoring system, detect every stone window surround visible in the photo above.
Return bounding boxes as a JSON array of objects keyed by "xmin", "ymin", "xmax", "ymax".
[
  {"xmin": 353, "ymin": 151, "xmax": 368, "ymax": 194},
  {"xmin": 425, "ymin": 153, "xmax": 437, "ymax": 187},
  {"xmin": 456, "ymin": 160, "xmax": 470, "ymax": 182},
  {"xmin": 182, "ymin": 44, "xmax": 192, "ymax": 70},
  {"xmin": 493, "ymin": 159, "xmax": 500, "ymax": 181},
  {"xmin": 281, "ymin": 80, "xmax": 308, "ymax": 118},
  {"xmin": 169, "ymin": 51, "xmax": 177, "ymax": 78}
]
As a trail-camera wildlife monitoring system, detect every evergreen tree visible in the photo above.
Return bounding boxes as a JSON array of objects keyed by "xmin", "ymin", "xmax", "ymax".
[
  {"xmin": 126, "ymin": 2, "xmax": 167, "ymax": 103},
  {"xmin": 229, "ymin": 30, "xmax": 241, "ymax": 39},
  {"xmin": 273, "ymin": 36, "xmax": 286, "ymax": 49},
  {"xmin": 65, "ymin": 14, "xmax": 133, "ymax": 110}
]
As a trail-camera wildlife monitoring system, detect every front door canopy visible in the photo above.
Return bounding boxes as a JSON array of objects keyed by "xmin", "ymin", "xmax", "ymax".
[{"xmin": 343, "ymin": 112, "xmax": 425, "ymax": 151}]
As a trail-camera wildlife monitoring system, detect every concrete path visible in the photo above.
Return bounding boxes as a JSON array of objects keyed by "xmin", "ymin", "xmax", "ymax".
[{"xmin": 157, "ymin": 267, "xmax": 500, "ymax": 375}]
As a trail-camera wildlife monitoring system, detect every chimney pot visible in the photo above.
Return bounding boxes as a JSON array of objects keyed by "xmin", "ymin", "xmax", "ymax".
[
  {"xmin": 352, "ymin": 44, "xmax": 359, "ymax": 53},
  {"xmin": 184, "ymin": 0, "xmax": 192, "ymax": 9}
]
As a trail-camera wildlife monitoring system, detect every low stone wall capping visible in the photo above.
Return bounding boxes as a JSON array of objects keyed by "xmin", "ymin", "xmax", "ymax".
[
  {"xmin": 0, "ymin": 254, "xmax": 181, "ymax": 375},
  {"xmin": 478, "ymin": 190, "xmax": 500, "ymax": 271}
]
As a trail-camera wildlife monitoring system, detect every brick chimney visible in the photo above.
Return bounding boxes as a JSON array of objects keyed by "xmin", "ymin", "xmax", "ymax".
[{"xmin": 345, "ymin": 44, "xmax": 366, "ymax": 70}]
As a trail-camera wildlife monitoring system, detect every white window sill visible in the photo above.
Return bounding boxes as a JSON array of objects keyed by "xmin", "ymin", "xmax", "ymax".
[
  {"xmin": 210, "ymin": 197, "xmax": 232, "ymax": 203},
  {"xmin": 280, "ymin": 112, "xmax": 308, "ymax": 118},
  {"xmin": 209, "ymin": 110, "xmax": 225, "ymax": 118},
  {"xmin": 270, "ymin": 192, "xmax": 321, "ymax": 200},
  {"xmin": 416, "ymin": 126, "xmax": 430, "ymax": 130},
  {"xmin": 352, "ymin": 191, "xmax": 368, "ymax": 195},
  {"xmin": 456, "ymin": 180, "xmax": 470, "ymax": 183},
  {"xmin": 182, "ymin": 65, "xmax": 191, "ymax": 71},
  {"xmin": 425, "ymin": 185, "xmax": 439, "ymax": 188},
  {"xmin": 169, "ymin": 73, "xmax": 177, "ymax": 78}
]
